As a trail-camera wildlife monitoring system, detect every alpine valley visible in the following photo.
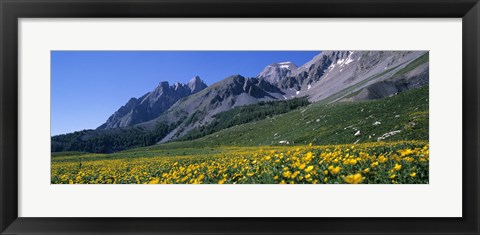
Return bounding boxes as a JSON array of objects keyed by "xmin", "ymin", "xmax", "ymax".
[{"xmin": 51, "ymin": 51, "xmax": 430, "ymax": 184}]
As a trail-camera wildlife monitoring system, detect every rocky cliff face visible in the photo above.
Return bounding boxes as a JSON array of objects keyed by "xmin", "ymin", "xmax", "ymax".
[
  {"xmin": 258, "ymin": 61, "xmax": 298, "ymax": 88},
  {"xmin": 188, "ymin": 76, "xmax": 208, "ymax": 93},
  {"xmin": 97, "ymin": 76, "xmax": 207, "ymax": 129},
  {"xmin": 257, "ymin": 51, "xmax": 428, "ymax": 102}
]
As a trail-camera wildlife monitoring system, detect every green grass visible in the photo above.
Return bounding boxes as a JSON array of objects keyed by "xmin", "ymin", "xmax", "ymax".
[
  {"xmin": 51, "ymin": 146, "xmax": 230, "ymax": 163},
  {"xmin": 51, "ymin": 151, "xmax": 92, "ymax": 157},
  {"xmin": 392, "ymin": 52, "xmax": 429, "ymax": 78}
]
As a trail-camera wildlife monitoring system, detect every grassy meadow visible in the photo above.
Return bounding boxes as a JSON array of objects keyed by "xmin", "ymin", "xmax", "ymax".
[{"xmin": 52, "ymin": 141, "xmax": 428, "ymax": 184}]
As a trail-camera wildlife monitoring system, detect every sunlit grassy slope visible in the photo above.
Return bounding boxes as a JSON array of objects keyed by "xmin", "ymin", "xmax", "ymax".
[{"xmin": 144, "ymin": 85, "xmax": 428, "ymax": 150}]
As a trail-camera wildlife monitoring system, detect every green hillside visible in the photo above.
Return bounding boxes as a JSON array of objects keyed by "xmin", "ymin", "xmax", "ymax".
[
  {"xmin": 179, "ymin": 97, "xmax": 310, "ymax": 141},
  {"xmin": 141, "ymin": 85, "xmax": 428, "ymax": 150}
]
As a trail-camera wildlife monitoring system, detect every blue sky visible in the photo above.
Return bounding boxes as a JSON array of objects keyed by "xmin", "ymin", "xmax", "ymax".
[{"xmin": 51, "ymin": 51, "xmax": 320, "ymax": 136}]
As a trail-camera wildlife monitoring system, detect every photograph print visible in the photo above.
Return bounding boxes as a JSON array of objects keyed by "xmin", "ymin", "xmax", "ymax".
[{"xmin": 51, "ymin": 50, "xmax": 429, "ymax": 184}]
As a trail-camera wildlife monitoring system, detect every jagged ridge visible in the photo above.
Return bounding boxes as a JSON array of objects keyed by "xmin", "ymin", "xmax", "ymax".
[{"xmin": 97, "ymin": 76, "xmax": 207, "ymax": 129}]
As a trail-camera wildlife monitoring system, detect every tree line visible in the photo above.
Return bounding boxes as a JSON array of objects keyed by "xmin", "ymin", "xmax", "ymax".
[
  {"xmin": 51, "ymin": 121, "xmax": 181, "ymax": 154},
  {"xmin": 179, "ymin": 97, "xmax": 310, "ymax": 141}
]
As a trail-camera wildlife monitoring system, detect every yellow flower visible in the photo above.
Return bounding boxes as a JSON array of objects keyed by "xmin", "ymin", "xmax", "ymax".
[
  {"xmin": 304, "ymin": 165, "xmax": 314, "ymax": 172},
  {"xmin": 323, "ymin": 170, "xmax": 328, "ymax": 175},
  {"xmin": 273, "ymin": 175, "xmax": 279, "ymax": 180},
  {"xmin": 390, "ymin": 174, "xmax": 396, "ymax": 179},
  {"xmin": 305, "ymin": 152, "xmax": 313, "ymax": 161},
  {"xmin": 393, "ymin": 163, "xmax": 402, "ymax": 171},
  {"xmin": 363, "ymin": 168, "xmax": 370, "ymax": 173},
  {"xmin": 348, "ymin": 159, "xmax": 357, "ymax": 165},
  {"xmin": 282, "ymin": 171, "xmax": 292, "ymax": 178},
  {"xmin": 370, "ymin": 161, "xmax": 379, "ymax": 168},
  {"xmin": 330, "ymin": 166, "xmax": 341, "ymax": 174},
  {"xmin": 298, "ymin": 163, "xmax": 306, "ymax": 170},
  {"xmin": 323, "ymin": 177, "xmax": 328, "ymax": 183},
  {"xmin": 399, "ymin": 148, "xmax": 413, "ymax": 157},
  {"xmin": 218, "ymin": 179, "xmax": 226, "ymax": 184},
  {"xmin": 148, "ymin": 178, "xmax": 160, "ymax": 184},
  {"xmin": 305, "ymin": 174, "xmax": 311, "ymax": 179},
  {"xmin": 344, "ymin": 173, "xmax": 363, "ymax": 184},
  {"xmin": 378, "ymin": 155, "xmax": 387, "ymax": 163},
  {"xmin": 410, "ymin": 172, "xmax": 416, "ymax": 177}
]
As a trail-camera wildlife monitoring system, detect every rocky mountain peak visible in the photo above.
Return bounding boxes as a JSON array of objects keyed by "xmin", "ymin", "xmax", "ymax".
[
  {"xmin": 159, "ymin": 81, "xmax": 170, "ymax": 87},
  {"xmin": 188, "ymin": 76, "xmax": 208, "ymax": 93},
  {"xmin": 257, "ymin": 61, "xmax": 298, "ymax": 87},
  {"xmin": 173, "ymin": 82, "xmax": 186, "ymax": 91}
]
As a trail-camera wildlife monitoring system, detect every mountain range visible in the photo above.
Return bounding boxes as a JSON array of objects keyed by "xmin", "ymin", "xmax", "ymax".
[{"xmin": 53, "ymin": 50, "xmax": 429, "ymax": 153}]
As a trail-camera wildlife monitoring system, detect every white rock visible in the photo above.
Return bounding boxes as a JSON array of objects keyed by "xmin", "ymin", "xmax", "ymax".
[{"xmin": 377, "ymin": 130, "xmax": 402, "ymax": 141}]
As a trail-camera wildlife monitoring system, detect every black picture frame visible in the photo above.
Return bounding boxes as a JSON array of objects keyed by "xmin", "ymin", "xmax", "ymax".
[{"xmin": 1, "ymin": 0, "xmax": 479, "ymax": 234}]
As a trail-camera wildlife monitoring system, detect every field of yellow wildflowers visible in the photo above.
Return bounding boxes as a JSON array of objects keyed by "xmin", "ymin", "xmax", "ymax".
[{"xmin": 51, "ymin": 140, "xmax": 428, "ymax": 184}]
